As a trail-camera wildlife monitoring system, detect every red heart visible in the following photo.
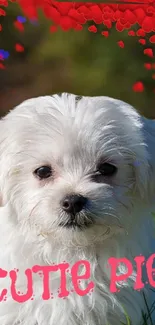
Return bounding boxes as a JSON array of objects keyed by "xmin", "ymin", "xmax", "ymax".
[
  {"xmin": 132, "ymin": 82, "xmax": 144, "ymax": 92},
  {"xmin": 136, "ymin": 28, "xmax": 146, "ymax": 37},
  {"xmin": 128, "ymin": 30, "xmax": 135, "ymax": 36},
  {"xmin": 117, "ymin": 40, "xmax": 124, "ymax": 48},
  {"xmin": 88, "ymin": 25, "xmax": 97, "ymax": 33},
  {"xmin": 134, "ymin": 8, "xmax": 146, "ymax": 25},
  {"xmin": 144, "ymin": 48, "xmax": 154, "ymax": 57},
  {"xmin": 123, "ymin": 10, "xmax": 137, "ymax": 25},
  {"xmin": 15, "ymin": 43, "xmax": 24, "ymax": 52},
  {"xmin": 142, "ymin": 16, "xmax": 153, "ymax": 33},
  {"xmin": 139, "ymin": 39, "xmax": 146, "ymax": 45},
  {"xmin": 149, "ymin": 35, "xmax": 155, "ymax": 43},
  {"xmin": 101, "ymin": 31, "xmax": 109, "ymax": 38},
  {"xmin": 144, "ymin": 63, "xmax": 152, "ymax": 70}
]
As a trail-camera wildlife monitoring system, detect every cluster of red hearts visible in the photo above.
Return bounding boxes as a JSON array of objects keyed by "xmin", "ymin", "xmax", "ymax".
[
  {"xmin": 17, "ymin": 0, "xmax": 155, "ymax": 35},
  {"xmin": 1, "ymin": 0, "xmax": 155, "ymax": 92}
]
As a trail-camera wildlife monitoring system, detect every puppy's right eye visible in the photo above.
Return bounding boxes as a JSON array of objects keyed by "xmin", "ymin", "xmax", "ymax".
[{"xmin": 34, "ymin": 166, "xmax": 52, "ymax": 179}]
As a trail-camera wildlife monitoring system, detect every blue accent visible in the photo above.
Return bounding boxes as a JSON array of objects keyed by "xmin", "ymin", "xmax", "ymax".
[
  {"xmin": 0, "ymin": 50, "xmax": 10, "ymax": 59},
  {"xmin": 17, "ymin": 16, "xmax": 27, "ymax": 23}
]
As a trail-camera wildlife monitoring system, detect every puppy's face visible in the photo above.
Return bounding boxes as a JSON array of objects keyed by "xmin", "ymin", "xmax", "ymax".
[{"xmin": 0, "ymin": 94, "xmax": 152, "ymax": 246}]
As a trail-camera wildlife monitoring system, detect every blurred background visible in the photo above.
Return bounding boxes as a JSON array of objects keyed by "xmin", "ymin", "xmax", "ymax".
[{"xmin": 0, "ymin": 1, "xmax": 155, "ymax": 118}]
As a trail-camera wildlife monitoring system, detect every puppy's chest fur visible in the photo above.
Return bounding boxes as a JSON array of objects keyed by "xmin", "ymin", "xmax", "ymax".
[{"xmin": 0, "ymin": 231, "xmax": 152, "ymax": 325}]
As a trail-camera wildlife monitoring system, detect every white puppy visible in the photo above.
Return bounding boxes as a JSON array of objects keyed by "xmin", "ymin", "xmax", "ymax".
[{"xmin": 0, "ymin": 93, "xmax": 155, "ymax": 325}]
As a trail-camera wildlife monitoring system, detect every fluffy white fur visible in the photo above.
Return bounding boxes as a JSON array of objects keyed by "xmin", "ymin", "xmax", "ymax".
[{"xmin": 0, "ymin": 93, "xmax": 155, "ymax": 325}]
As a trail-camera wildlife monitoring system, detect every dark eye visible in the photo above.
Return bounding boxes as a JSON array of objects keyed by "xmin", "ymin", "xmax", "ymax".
[
  {"xmin": 34, "ymin": 166, "xmax": 52, "ymax": 179},
  {"xmin": 96, "ymin": 162, "xmax": 117, "ymax": 177}
]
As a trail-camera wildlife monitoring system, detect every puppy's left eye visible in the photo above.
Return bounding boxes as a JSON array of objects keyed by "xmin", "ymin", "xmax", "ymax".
[
  {"xmin": 96, "ymin": 162, "xmax": 117, "ymax": 177},
  {"xmin": 34, "ymin": 166, "xmax": 52, "ymax": 179}
]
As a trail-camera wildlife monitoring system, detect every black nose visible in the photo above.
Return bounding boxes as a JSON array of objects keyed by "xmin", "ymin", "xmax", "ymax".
[{"xmin": 62, "ymin": 195, "xmax": 88, "ymax": 215}]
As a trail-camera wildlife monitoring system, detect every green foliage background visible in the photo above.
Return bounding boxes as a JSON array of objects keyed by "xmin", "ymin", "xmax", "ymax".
[{"xmin": 0, "ymin": 2, "xmax": 155, "ymax": 118}]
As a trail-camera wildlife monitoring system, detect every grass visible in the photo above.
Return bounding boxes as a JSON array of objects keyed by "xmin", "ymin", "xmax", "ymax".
[
  {"xmin": 106, "ymin": 294, "xmax": 155, "ymax": 325},
  {"xmin": 118, "ymin": 291, "xmax": 155, "ymax": 325}
]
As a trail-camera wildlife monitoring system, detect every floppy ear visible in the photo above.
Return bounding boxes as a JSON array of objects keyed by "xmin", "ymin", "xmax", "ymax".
[
  {"xmin": 0, "ymin": 116, "xmax": 13, "ymax": 207},
  {"xmin": 139, "ymin": 116, "xmax": 155, "ymax": 199},
  {"xmin": 0, "ymin": 119, "xmax": 6, "ymax": 207}
]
